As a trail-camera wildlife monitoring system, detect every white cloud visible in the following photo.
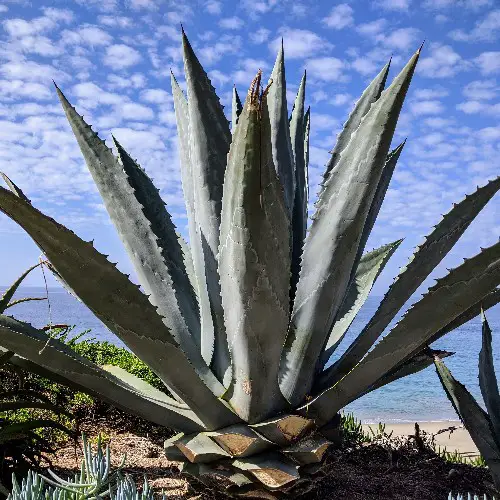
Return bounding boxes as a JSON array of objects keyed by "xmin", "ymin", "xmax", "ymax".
[
  {"xmin": 250, "ymin": 28, "xmax": 270, "ymax": 44},
  {"xmin": 322, "ymin": 4, "xmax": 354, "ymax": 30},
  {"xmin": 435, "ymin": 14, "xmax": 448, "ymax": 23},
  {"xmin": 463, "ymin": 80, "xmax": 498, "ymax": 100},
  {"xmin": 0, "ymin": 5, "xmax": 7, "ymax": 13},
  {"xmin": 449, "ymin": 9, "xmax": 500, "ymax": 42},
  {"xmin": 128, "ymin": 0, "xmax": 157, "ymax": 9},
  {"xmin": 306, "ymin": 57, "xmax": 346, "ymax": 82},
  {"xmin": 413, "ymin": 88, "xmax": 449, "ymax": 99},
  {"xmin": 377, "ymin": 28, "xmax": 420, "ymax": 51},
  {"xmin": 219, "ymin": 17, "xmax": 244, "ymax": 30},
  {"xmin": 373, "ymin": 0, "xmax": 410, "ymax": 11},
  {"xmin": 475, "ymin": 51, "xmax": 500, "ymax": 74},
  {"xmin": 198, "ymin": 36, "xmax": 242, "ymax": 65},
  {"xmin": 140, "ymin": 89, "xmax": 171, "ymax": 104},
  {"xmin": 419, "ymin": 44, "xmax": 466, "ymax": 78},
  {"xmin": 0, "ymin": 79, "xmax": 52, "ymax": 101},
  {"xmin": 107, "ymin": 73, "xmax": 147, "ymax": 89},
  {"xmin": 103, "ymin": 44, "xmax": 141, "ymax": 70},
  {"xmin": 330, "ymin": 93, "xmax": 352, "ymax": 106},
  {"xmin": 422, "ymin": 0, "xmax": 493, "ymax": 8},
  {"xmin": 205, "ymin": 0, "xmax": 222, "ymax": 14},
  {"xmin": 0, "ymin": 59, "xmax": 71, "ymax": 83},
  {"xmin": 61, "ymin": 26, "xmax": 112, "ymax": 46},
  {"xmin": 98, "ymin": 16, "xmax": 132, "ymax": 28},
  {"xmin": 120, "ymin": 102, "xmax": 154, "ymax": 120},
  {"xmin": 232, "ymin": 58, "xmax": 269, "ymax": 85},
  {"xmin": 424, "ymin": 117, "xmax": 454, "ymax": 128},
  {"xmin": 75, "ymin": 0, "xmax": 118, "ymax": 12},
  {"xmin": 270, "ymin": 29, "xmax": 331, "ymax": 59},
  {"xmin": 456, "ymin": 100, "xmax": 500, "ymax": 115},
  {"xmin": 351, "ymin": 57, "xmax": 378, "ymax": 75},
  {"xmin": 356, "ymin": 19, "xmax": 387, "ymax": 37},
  {"xmin": 312, "ymin": 113, "xmax": 336, "ymax": 130},
  {"xmin": 410, "ymin": 100, "xmax": 445, "ymax": 115},
  {"xmin": 241, "ymin": 0, "xmax": 280, "ymax": 18},
  {"xmin": 72, "ymin": 82, "xmax": 123, "ymax": 108}
]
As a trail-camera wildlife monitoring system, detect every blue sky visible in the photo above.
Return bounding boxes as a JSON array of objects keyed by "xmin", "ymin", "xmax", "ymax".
[{"xmin": 0, "ymin": 0, "xmax": 498, "ymax": 298}]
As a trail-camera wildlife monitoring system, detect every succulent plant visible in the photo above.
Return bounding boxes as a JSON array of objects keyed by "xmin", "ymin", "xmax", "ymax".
[
  {"xmin": 0, "ymin": 30, "xmax": 499, "ymax": 496},
  {"xmin": 6, "ymin": 434, "xmax": 142, "ymax": 500},
  {"xmin": 435, "ymin": 312, "xmax": 500, "ymax": 490}
]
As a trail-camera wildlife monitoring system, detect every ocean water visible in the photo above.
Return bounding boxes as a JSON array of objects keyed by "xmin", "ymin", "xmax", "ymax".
[{"xmin": 3, "ymin": 286, "xmax": 500, "ymax": 424}]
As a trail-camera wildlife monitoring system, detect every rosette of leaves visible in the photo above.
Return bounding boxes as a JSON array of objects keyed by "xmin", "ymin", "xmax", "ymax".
[
  {"xmin": 0, "ymin": 30, "xmax": 499, "ymax": 497},
  {"xmin": 436, "ymin": 312, "xmax": 500, "ymax": 491}
]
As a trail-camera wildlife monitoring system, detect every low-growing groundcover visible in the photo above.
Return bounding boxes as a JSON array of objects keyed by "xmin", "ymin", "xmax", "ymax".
[{"xmin": 0, "ymin": 28, "xmax": 499, "ymax": 498}]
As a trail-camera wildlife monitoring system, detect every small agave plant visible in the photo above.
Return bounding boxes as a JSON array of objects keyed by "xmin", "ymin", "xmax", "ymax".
[
  {"xmin": 0, "ymin": 30, "xmax": 499, "ymax": 496},
  {"xmin": 436, "ymin": 312, "xmax": 500, "ymax": 491},
  {"xmin": 6, "ymin": 434, "xmax": 155, "ymax": 500}
]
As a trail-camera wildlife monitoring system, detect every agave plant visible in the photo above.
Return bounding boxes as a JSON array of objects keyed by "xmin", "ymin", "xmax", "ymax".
[
  {"xmin": 0, "ymin": 30, "xmax": 499, "ymax": 496},
  {"xmin": 435, "ymin": 312, "xmax": 500, "ymax": 490}
]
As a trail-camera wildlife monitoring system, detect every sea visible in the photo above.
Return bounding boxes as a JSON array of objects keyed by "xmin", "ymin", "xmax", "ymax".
[{"xmin": 3, "ymin": 286, "xmax": 500, "ymax": 424}]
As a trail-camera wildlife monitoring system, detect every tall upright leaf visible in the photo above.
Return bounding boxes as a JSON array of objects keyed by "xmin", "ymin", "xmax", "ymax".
[
  {"xmin": 280, "ymin": 49, "xmax": 421, "ymax": 407},
  {"xmin": 435, "ymin": 356, "xmax": 500, "ymax": 488},
  {"xmin": 324, "ymin": 175, "xmax": 500, "ymax": 387},
  {"xmin": 303, "ymin": 106, "xmax": 310, "ymax": 207},
  {"xmin": 479, "ymin": 311, "xmax": 500, "ymax": 441},
  {"xmin": 289, "ymin": 72, "xmax": 307, "ymax": 305},
  {"xmin": 356, "ymin": 141, "xmax": 405, "ymax": 261},
  {"xmin": 304, "ymin": 241, "xmax": 500, "ymax": 424},
  {"xmin": 219, "ymin": 73, "xmax": 291, "ymax": 423},
  {"xmin": 171, "ymin": 72, "xmax": 219, "ymax": 372},
  {"xmin": 55, "ymin": 85, "xmax": 203, "ymax": 374},
  {"xmin": 182, "ymin": 30, "xmax": 232, "ymax": 385},
  {"xmin": 266, "ymin": 41, "xmax": 295, "ymax": 218},
  {"xmin": 317, "ymin": 59, "xmax": 391, "ymax": 201},
  {"xmin": 319, "ymin": 239, "xmax": 402, "ymax": 370},
  {"xmin": 232, "ymin": 85, "xmax": 243, "ymax": 133},
  {"xmin": 0, "ymin": 187, "xmax": 239, "ymax": 430}
]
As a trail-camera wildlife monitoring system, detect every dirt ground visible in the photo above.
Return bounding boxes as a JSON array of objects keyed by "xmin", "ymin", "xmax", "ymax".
[{"xmin": 43, "ymin": 413, "xmax": 496, "ymax": 500}]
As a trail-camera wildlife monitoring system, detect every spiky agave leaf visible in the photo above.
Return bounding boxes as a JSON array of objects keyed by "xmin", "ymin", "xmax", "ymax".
[
  {"xmin": 55, "ymin": 85, "xmax": 201, "ymax": 357},
  {"xmin": 323, "ymin": 175, "xmax": 500, "ymax": 388},
  {"xmin": 426, "ymin": 287, "xmax": 500, "ymax": 350},
  {"xmin": 232, "ymin": 85, "xmax": 243, "ymax": 133},
  {"xmin": 355, "ymin": 140, "xmax": 405, "ymax": 262},
  {"xmin": 289, "ymin": 72, "xmax": 308, "ymax": 305},
  {"xmin": 266, "ymin": 41, "xmax": 295, "ymax": 218},
  {"xmin": 0, "ymin": 314, "xmax": 204, "ymax": 433},
  {"xmin": 280, "ymin": 48, "xmax": 421, "ymax": 407},
  {"xmin": 317, "ymin": 58, "xmax": 391, "ymax": 201},
  {"xmin": 305, "ymin": 240, "xmax": 500, "ymax": 424},
  {"xmin": 0, "ymin": 187, "xmax": 238, "ymax": 430},
  {"xmin": 182, "ymin": 30, "xmax": 231, "ymax": 385},
  {"xmin": 170, "ymin": 73, "xmax": 223, "ymax": 377},
  {"xmin": 362, "ymin": 348, "xmax": 454, "ymax": 396},
  {"xmin": 0, "ymin": 262, "xmax": 44, "ymax": 313},
  {"xmin": 319, "ymin": 239, "xmax": 403, "ymax": 370},
  {"xmin": 435, "ymin": 348, "xmax": 500, "ymax": 489},
  {"xmin": 219, "ymin": 72, "xmax": 291, "ymax": 423},
  {"xmin": 479, "ymin": 311, "xmax": 500, "ymax": 444}
]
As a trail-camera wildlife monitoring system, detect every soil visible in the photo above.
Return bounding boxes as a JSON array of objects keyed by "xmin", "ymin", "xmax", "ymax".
[{"xmin": 41, "ymin": 407, "xmax": 496, "ymax": 500}]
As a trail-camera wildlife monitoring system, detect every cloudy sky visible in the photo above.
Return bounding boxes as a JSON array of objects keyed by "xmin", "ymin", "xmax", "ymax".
[{"xmin": 0, "ymin": 0, "xmax": 498, "ymax": 298}]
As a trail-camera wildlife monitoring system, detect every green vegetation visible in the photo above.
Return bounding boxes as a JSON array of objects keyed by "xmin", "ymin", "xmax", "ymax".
[
  {"xmin": 5, "ymin": 434, "xmax": 155, "ymax": 500},
  {"xmin": 0, "ymin": 28, "xmax": 498, "ymax": 496}
]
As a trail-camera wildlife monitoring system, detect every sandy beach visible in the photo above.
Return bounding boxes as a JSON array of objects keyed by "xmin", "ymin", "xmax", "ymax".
[{"xmin": 363, "ymin": 421, "xmax": 479, "ymax": 458}]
